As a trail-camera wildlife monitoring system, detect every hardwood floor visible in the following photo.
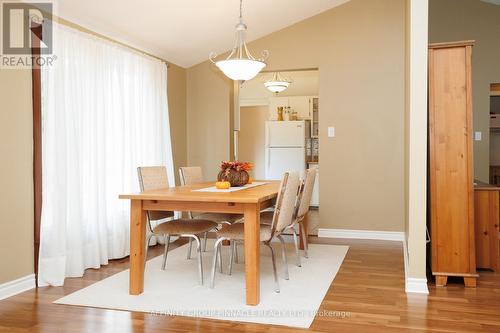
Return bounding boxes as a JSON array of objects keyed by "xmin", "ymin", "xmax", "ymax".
[{"xmin": 1, "ymin": 229, "xmax": 499, "ymax": 332}]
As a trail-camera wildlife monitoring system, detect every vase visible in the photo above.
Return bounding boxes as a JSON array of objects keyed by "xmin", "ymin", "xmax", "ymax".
[
  {"xmin": 277, "ymin": 107, "xmax": 284, "ymax": 121},
  {"xmin": 217, "ymin": 169, "xmax": 249, "ymax": 187}
]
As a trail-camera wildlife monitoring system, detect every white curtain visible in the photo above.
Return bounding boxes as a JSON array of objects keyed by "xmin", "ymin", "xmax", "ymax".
[{"xmin": 38, "ymin": 23, "xmax": 175, "ymax": 286}]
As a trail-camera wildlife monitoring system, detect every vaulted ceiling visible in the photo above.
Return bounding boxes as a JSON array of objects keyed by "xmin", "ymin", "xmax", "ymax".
[{"xmin": 55, "ymin": 0, "xmax": 351, "ymax": 68}]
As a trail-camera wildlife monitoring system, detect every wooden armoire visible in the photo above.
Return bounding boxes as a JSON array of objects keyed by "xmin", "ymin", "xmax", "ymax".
[{"xmin": 428, "ymin": 41, "xmax": 478, "ymax": 287}]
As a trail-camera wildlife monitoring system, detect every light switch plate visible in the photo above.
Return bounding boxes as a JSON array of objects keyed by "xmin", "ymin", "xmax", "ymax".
[
  {"xmin": 474, "ymin": 131, "xmax": 482, "ymax": 141},
  {"xmin": 328, "ymin": 127, "xmax": 335, "ymax": 138}
]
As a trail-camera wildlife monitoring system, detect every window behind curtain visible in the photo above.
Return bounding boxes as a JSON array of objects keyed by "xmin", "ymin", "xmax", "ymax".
[{"xmin": 38, "ymin": 22, "xmax": 174, "ymax": 286}]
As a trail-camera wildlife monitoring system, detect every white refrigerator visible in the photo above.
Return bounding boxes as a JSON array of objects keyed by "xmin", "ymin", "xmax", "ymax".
[{"xmin": 265, "ymin": 121, "xmax": 308, "ymax": 180}]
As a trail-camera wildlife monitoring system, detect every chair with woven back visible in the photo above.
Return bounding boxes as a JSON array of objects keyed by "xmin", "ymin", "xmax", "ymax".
[
  {"xmin": 290, "ymin": 168, "xmax": 317, "ymax": 261},
  {"xmin": 209, "ymin": 171, "xmax": 300, "ymax": 293},
  {"xmin": 179, "ymin": 166, "xmax": 244, "ymax": 259},
  {"xmin": 259, "ymin": 168, "xmax": 317, "ymax": 267},
  {"xmin": 137, "ymin": 166, "xmax": 218, "ymax": 284}
]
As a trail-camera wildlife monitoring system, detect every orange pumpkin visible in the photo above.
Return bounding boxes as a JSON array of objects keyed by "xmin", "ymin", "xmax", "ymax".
[
  {"xmin": 215, "ymin": 181, "xmax": 231, "ymax": 189},
  {"xmin": 247, "ymin": 177, "xmax": 253, "ymax": 184}
]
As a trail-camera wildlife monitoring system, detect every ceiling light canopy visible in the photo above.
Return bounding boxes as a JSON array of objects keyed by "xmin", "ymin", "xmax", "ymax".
[
  {"xmin": 209, "ymin": 0, "xmax": 269, "ymax": 81},
  {"xmin": 264, "ymin": 72, "xmax": 292, "ymax": 93}
]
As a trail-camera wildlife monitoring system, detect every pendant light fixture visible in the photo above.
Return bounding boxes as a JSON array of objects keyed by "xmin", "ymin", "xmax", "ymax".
[
  {"xmin": 264, "ymin": 72, "xmax": 292, "ymax": 93},
  {"xmin": 209, "ymin": 0, "xmax": 269, "ymax": 81}
]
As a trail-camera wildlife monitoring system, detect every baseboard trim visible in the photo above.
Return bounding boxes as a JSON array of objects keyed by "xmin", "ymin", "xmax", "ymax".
[
  {"xmin": 318, "ymin": 228, "xmax": 405, "ymax": 241},
  {"xmin": 318, "ymin": 228, "xmax": 428, "ymax": 294},
  {"xmin": 0, "ymin": 274, "xmax": 36, "ymax": 300},
  {"xmin": 403, "ymin": 239, "xmax": 429, "ymax": 294},
  {"xmin": 405, "ymin": 278, "xmax": 430, "ymax": 294}
]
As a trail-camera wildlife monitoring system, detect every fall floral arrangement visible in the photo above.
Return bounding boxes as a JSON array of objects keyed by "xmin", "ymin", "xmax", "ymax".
[{"xmin": 217, "ymin": 161, "xmax": 253, "ymax": 187}]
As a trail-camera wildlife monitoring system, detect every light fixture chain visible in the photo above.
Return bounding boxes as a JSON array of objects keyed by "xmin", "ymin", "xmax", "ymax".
[{"xmin": 208, "ymin": 0, "xmax": 268, "ymax": 81}]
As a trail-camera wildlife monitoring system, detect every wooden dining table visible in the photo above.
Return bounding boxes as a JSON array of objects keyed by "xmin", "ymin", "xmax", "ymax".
[{"xmin": 119, "ymin": 180, "xmax": 283, "ymax": 306}]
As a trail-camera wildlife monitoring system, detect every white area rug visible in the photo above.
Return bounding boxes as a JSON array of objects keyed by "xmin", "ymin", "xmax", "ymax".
[{"xmin": 55, "ymin": 240, "xmax": 348, "ymax": 328}]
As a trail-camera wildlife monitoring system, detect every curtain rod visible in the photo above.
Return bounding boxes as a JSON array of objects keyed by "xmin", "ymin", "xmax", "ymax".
[{"xmin": 43, "ymin": 12, "xmax": 171, "ymax": 67}]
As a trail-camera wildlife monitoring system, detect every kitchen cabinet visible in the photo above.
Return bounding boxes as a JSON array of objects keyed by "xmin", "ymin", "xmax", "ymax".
[
  {"xmin": 288, "ymin": 96, "xmax": 311, "ymax": 120},
  {"xmin": 268, "ymin": 96, "xmax": 317, "ymax": 121},
  {"xmin": 311, "ymin": 97, "xmax": 319, "ymax": 138}
]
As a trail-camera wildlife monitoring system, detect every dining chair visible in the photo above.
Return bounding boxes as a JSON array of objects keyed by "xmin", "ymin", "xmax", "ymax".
[
  {"xmin": 209, "ymin": 171, "xmax": 300, "ymax": 292},
  {"xmin": 259, "ymin": 168, "xmax": 316, "ymax": 266},
  {"xmin": 137, "ymin": 166, "xmax": 218, "ymax": 284},
  {"xmin": 179, "ymin": 166, "xmax": 244, "ymax": 258}
]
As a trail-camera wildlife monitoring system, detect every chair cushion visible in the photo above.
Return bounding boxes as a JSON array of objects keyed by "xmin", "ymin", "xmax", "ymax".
[
  {"xmin": 153, "ymin": 219, "xmax": 218, "ymax": 235},
  {"xmin": 216, "ymin": 223, "xmax": 272, "ymax": 241},
  {"xmin": 193, "ymin": 212, "xmax": 244, "ymax": 223}
]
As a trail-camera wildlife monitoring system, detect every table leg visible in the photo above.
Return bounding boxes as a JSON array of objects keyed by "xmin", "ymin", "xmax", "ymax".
[
  {"xmin": 244, "ymin": 203, "xmax": 260, "ymax": 306},
  {"xmin": 129, "ymin": 199, "xmax": 147, "ymax": 295},
  {"xmin": 299, "ymin": 212, "xmax": 309, "ymax": 250}
]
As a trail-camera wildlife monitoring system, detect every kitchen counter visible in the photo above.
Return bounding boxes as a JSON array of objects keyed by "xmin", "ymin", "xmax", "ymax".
[{"xmin": 474, "ymin": 180, "xmax": 500, "ymax": 191}]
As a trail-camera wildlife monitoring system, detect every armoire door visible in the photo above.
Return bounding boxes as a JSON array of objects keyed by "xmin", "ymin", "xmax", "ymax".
[{"xmin": 428, "ymin": 41, "xmax": 477, "ymax": 284}]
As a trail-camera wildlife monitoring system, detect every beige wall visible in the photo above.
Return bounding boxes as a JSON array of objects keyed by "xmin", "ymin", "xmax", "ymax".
[
  {"xmin": 238, "ymin": 106, "xmax": 268, "ymax": 180},
  {"xmin": 0, "ymin": 69, "xmax": 35, "ymax": 284},
  {"xmin": 186, "ymin": 0, "xmax": 406, "ymax": 231},
  {"xmin": 0, "ymin": 22, "xmax": 187, "ymax": 285},
  {"xmin": 186, "ymin": 63, "xmax": 233, "ymax": 179},
  {"xmin": 429, "ymin": 0, "xmax": 500, "ymax": 182}
]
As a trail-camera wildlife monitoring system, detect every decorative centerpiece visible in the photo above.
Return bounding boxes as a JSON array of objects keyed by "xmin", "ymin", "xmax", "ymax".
[{"xmin": 217, "ymin": 161, "xmax": 253, "ymax": 187}]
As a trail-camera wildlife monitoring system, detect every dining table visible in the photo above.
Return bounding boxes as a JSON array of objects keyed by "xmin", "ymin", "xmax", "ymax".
[{"xmin": 119, "ymin": 180, "xmax": 303, "ymax": 306}]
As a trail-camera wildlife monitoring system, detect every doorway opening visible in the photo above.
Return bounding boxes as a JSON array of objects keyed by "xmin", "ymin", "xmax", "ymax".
[
  {"xmin": 490, "ymin": 83, "xmax": 500, "ymax": 185},
  {"xmin": 238, "ymin": 69, "xmax": 320, "ymax": 235}
]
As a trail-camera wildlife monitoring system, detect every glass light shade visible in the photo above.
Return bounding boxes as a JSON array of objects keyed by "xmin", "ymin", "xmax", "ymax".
[
  {"xmin": 264, "ymin": 81, "xmax": 291, "ymax": 93},
  {"xmin": 215, "ymin": 59, "xmax": 266, "ymax": 81}
]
